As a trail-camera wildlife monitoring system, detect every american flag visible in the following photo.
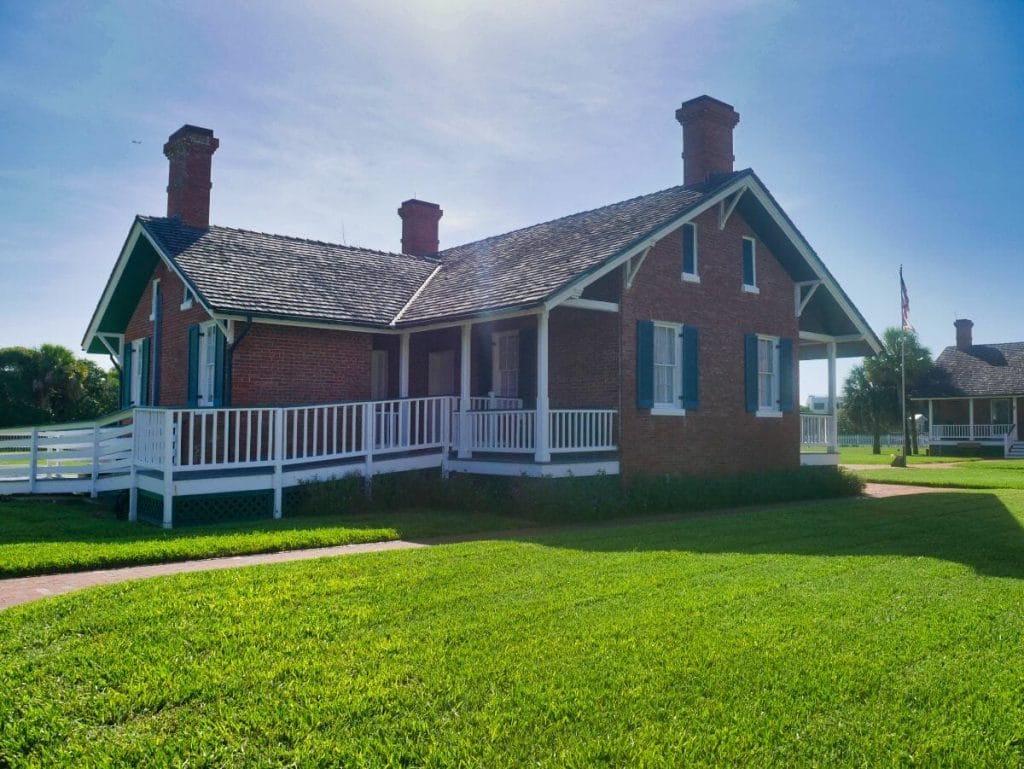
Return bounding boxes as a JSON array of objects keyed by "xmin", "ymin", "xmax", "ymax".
[{"xmin": 900, "ymin": 266, "xmax": 913, "ymax": 332}]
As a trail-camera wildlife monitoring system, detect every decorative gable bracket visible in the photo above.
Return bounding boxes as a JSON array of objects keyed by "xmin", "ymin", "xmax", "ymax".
[
  {"xmin": 625, "ymin": 245, "xmax": 654, "ymax": 290},
  {"xmin": 794, "ymin": 280, "xmax": 822, "ymax": 317},
  {"xmin": 718, "ymin": 190, "xmax": 743, "ymax": 230},
  {"xmin": 96, "ymin": 333, "xmax": 125, "ymax": 366}
]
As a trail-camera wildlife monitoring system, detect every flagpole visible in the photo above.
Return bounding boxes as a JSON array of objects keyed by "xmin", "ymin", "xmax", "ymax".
[{"xmin": 900, "ymin": 266, "xmax": 908, "ymax": 458}]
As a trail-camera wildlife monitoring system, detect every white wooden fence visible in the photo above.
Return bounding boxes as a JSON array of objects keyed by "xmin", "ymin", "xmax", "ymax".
[{"xmin": 0, "ymin": 410, "xmax": 134, "ymax": 495}]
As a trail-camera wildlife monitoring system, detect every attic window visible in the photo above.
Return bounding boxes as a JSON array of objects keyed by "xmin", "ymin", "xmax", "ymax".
[
  {"xmin": 181, "ymin": 286, "xmax": 194, "ymax": 311},
  {"xmin": 682, "ymin": 223, "xmax": 699, "ymax": 283},
  {"xmin": 149, "ymin": 279, "xmax": 160, "ymax": 321},
  {"xmin": 742, "ymin": 237, "xmax": 759, "ymax": 294}
]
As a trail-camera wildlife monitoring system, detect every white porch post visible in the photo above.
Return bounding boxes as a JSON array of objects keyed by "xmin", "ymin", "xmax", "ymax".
[
  {"xmin": 826, "ymin": 341, "xmax": 837, "ymax": 453},
  {"xmin": 459, "ymin": 323, "xmax": 472, "ymax": 459},
  {"xmin": 399, "ymin": 331, "xmax": 410, "ymax": 447},
  {"xmin": 162, "ymin": 409, "xmax": 175, "ymax": 529},
  {"xmin": 969, "ymin": 398, "xmax": 975, "ymax": 440},
  {"xmin": 928, "ymin": 400, "xmax": 934, "ymax": 440},
  {"xmin": 399, "ymin": 332, "xmax": 410, "ymax": 398},
  {"xmin": 535, "ymin": 309, "xmax": 551, "ymax": 463}
]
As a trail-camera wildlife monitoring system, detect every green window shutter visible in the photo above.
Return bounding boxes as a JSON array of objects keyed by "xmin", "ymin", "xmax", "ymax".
[
  {"xmin": 121, "ymin": 343, "xmax": 133, "ymax": 408},
  {"xmin": 213, "ymin": 327, "xmax": 227, "ymax": 407},
  {"xmin": 139, "ymin": 337, "xmax": 151, "ymax": 406},
  {"xmin": 636, "ymin": 320, "xmax": 654, "ymax": 409},
  {"xmin": 744, "ymin": 334, "xmax": 759, "ymax": 413},
  {"xmin": 779, "ymin": 338, "xmax": 794, "ymax": 412},
  {"xmin": 476, "ymin": 331, "xmax": 492, "ymax": 396},
  {"xmin": 186, "ymin": 325, "xmax": 200, "ymax": 407},
  {"xmin": 742, "ymin": 239, "xmax": 755, "ymax": 286},
  {"xmin": 681, "ymin": 326, "xmax": 699, "ymax": 410},
  {"xmin": 518, "ymin": 327, "xmax": 537, "ymax": 408},
  {"xmin": 682, "ymin": 223, "xmax": 696, "ymax": 275}
]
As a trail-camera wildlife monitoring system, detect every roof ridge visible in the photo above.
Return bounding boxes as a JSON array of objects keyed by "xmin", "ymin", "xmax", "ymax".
[
  {"xmin": 439, "ymin": 170, "xmax": 750, "ymax": 256},
  {"xmin": 137, "ymin": 215, "xmax": 439, "ymax": 264}
]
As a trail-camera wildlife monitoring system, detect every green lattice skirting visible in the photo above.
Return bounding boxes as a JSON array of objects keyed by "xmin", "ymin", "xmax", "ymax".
[{"xmin": 137, "ymin": 489, "xmax": 275, "ymax": 527}]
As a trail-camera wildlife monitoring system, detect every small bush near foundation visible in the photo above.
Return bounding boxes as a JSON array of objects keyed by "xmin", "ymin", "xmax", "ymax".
[{"xmin": 287, "ymin": 466, "xmax": 863, "ymax": 523}]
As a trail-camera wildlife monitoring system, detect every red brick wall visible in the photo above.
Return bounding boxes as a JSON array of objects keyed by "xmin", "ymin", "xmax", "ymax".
[
  {"xmin": 619, "ymin": 206, "xmax": 800, "ymax": 477},
  {"xmin": 232, "ymin": 324, "xmax": 371, "ymax": 406},
  {"xmin": 124, "ymin": 261, "xmax": 213, "ymax": 406},
  {"xmin": 549, "ymin": 307, "xmax": 618, "ymax": 408}
]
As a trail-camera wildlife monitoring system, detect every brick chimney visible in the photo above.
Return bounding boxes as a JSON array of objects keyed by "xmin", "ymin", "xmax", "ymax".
[
  {"xmin": 398, "ymin": 199, "xmax": 443, "ymax": 256},
  {"xmin": 955, "ymin": 318, "xmax": 974, "ymax": 351},
  {"xmin": 675, "ymin": 95, "xmax": 741, "ymax": 186},
  {"xmin": 164, "ymin": 125, "xmax": 219, "ymax": 229}
]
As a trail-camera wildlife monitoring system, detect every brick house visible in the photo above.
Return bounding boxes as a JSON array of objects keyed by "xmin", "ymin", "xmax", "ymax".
[
  {"xmin": 77, "ymin": 95, "xmax": 879, "ymax": 523},
  {"xmin": 912, "ymin": 319, "xmax": 1024, "ymax": 457}
]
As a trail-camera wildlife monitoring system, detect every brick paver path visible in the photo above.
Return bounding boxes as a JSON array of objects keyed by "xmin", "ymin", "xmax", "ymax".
[{"xmin": 0, "ymin": 482, "xmax": 953, "ymax": 611}]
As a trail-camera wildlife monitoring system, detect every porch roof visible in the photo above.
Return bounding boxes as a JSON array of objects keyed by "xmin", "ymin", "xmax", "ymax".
[{"xmin": 912, "ymin": 342, "xmax": 1024, "ymax": 399}]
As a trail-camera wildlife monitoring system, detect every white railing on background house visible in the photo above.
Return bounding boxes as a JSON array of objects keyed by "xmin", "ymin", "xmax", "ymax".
[
  {"xmin": 929, "ymin": 423, "xmax": 1013, "ymax": 441},
  {"xmin": 1004, "ymin": 424, "xmax": 1018, "ymax": 456}
]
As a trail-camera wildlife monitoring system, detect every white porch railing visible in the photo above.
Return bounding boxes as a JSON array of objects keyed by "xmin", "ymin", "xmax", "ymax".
[
  {"xmin": 929, "ymin": 423, "xmax": 1013, "ymax": 441},
  {"xmin": 1, "ymin": 398, "xmax": 621, "ymax": 525},
  {"xmin": 800, "ymin": 414, "xmax": 834, "ymax": 447}
]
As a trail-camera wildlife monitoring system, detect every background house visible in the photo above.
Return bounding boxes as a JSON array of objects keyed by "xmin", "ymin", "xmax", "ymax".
[{"xmin": 912, "ymin": 319, "xmax": 1024, "ymax": 457}]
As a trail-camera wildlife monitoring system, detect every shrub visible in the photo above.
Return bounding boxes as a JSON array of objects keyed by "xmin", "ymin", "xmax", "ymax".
[{"xmin": 286, "ymin": 467, "xmax": 863, "ymax": 524}]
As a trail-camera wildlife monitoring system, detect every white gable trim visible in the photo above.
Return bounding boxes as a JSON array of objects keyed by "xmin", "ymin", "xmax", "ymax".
[
  {"xmin": 544, "ymin": 175, "xmax": 753, "ymax": 311},
  {"xmin": 83, "ymin": 220, "xmax": 220, "ymax": 354},
  {"xmin": 744, "ymin": 183, "xmax": 881, "ymax": 354}
]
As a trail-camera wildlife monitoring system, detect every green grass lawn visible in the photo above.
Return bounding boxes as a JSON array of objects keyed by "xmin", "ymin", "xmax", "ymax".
[
  {"xmin": 4, "ymin": 490, "xmax": 1024, "ymax": 766},
  {"xmin": 0, "ymin": 497, "xmax": 523, "ymax": 578},
  {"xmin": 838, "ymin": 445, "xmax": 980, "ymax": 465},
  {"xmin": 852, "ymin": 461, "xmax": 1024, "ymax": 489}
]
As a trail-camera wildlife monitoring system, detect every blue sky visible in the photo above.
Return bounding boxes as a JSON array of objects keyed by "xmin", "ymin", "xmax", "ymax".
[{"xmin": 1, "ymin": 0, "xmax": 1022, "ymax": 399}]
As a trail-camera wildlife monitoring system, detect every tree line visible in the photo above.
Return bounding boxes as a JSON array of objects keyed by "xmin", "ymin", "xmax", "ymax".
[
  {"xmin": 840, "ymin": 327, "xmax": 932, "ymax": 454},
  {"xmin": 0, "ymin": 345, "xmax": 119, "ymax": 428}
]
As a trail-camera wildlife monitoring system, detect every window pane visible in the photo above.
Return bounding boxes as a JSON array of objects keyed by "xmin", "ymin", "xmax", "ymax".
[
  {"xmin": 683, "ymin": 224, "xmax": 696, "ymax": 275},
  {"xmin": 743, "ymin": 240, "xmax": 755, "ymax": 286}
]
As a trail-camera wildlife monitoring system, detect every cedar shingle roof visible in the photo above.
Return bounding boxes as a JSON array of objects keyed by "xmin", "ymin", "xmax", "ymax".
[
  {"xmin": 139, "ymin": 217, "xmax": 438, "ymax": 327},
  {"xmin": 912, "ymin": 343, "xmax": 1024, "ymax": 398},
  {"xmin": 137, "ymin": 172, "xmax": 746, "ymax": 328},
  {"xmin": 398, "ymin": 176, "xmax": 735, "ymax": 323}
]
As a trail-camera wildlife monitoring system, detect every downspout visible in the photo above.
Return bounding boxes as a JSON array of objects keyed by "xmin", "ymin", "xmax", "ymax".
[
  {"xmin": 152, "ymin": 284, "xmax": 162, "ymax": 405},
  {"xmin": 224, "ymin": 316, "xmax": 254, "ymax": 407}
]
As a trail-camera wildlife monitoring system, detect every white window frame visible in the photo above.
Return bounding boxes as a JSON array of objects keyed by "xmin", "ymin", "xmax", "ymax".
[
  {"xmin": 682, "ymin": 222, "xmax": 699, "ymax": 283},
  {"xmin": 757, "ymin": 334, "xmax": 781, "ymax": 418},
  {"xmin": 129, "ymin": 338, "xmax": 144, "ymax": 407},
  {"xmin": 742, "ymin": 237, "xmax": 759, "ymax": 294},
  {"xmin": 148, "ymin": 279, "xmax": 160, "ymax": 321},
  {"xmin": 197, "ymin": 320, "xmax": 218, "ymax": 408},
  {"xmin": 180, "ymin": 285, "xmax": 194, "ymax": 310},
  {"xmin": 651, "ymin": 322, "xmax": 685, "ymax": 416},
  {"xmin": 491, "ymin": 330, "xmax": 519, "ymax": 399}
]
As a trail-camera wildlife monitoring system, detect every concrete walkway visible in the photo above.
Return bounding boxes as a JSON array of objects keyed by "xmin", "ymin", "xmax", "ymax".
[{"xmin": 0, "ymin": 482, "xmax": 950, "ymax": 611}]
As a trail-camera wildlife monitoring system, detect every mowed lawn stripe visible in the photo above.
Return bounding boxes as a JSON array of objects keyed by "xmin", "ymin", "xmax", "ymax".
[{"xmin": 3, "ymin": 490, "xmax": 1024, "ymax": 766}]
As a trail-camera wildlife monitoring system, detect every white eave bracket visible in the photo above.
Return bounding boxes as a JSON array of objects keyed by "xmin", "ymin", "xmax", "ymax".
[
  {"xmin": 718, "ymin": 190, "xmax": 743, "ymax": 230},
  {"xmin": 795, "ymin": 280, "xmax": 822, "ymax": 317},
  {"xmin": 626, "ymin": 245, "xmax": 654, "ymax": 290},
  {"xmin": 96, "ymin": 333, "xmax": 125, "ymax": 364}
]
